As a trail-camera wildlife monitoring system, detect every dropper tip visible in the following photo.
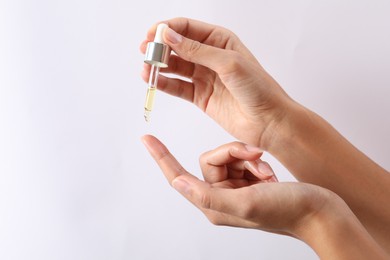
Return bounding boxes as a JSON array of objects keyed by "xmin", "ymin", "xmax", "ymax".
[{"xmin": 144, "ymin": 110, "xmax": 151, "ymax": 122}]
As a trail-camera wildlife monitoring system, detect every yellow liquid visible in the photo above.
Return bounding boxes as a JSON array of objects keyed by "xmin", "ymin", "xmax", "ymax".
[
  {"xmin": 144, "ymin": 87, "xmax": 156, "ymax": 111},
  {"xmin": 144, "ymin": 87, "xmax": 156, "ymax": 122}
]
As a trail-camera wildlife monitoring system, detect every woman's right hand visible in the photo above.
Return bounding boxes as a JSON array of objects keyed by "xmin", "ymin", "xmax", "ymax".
[{"xmin": 140, "ymin": 18, "xmax": 294, "ymax": 149}]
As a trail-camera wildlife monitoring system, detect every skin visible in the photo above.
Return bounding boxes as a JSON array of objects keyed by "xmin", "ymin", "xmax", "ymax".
[
  {"xmin": 140, "ymin": 17, "xmax": 390, "ymax": 257},
  {"xmin": 142, "ymin": 135, "xmax": 388, "ymax": 259}
]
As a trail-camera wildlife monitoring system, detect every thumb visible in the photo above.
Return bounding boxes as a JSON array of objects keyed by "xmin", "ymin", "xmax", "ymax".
[{"xmin": 163, "ymin": 27, "xmax": 231, "ymax": 74}]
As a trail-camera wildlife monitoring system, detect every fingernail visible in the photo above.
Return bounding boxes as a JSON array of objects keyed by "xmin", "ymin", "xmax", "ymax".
[
  {"xmin": 165, "ymin": 27, "xmax": 182, "ymax": 44},
  {"xmin": 172, "ymin": 178, "xmax": 191, "ymax": 194},
  {"xmin": 244, "ymin": 144, "xmax": 263, "ymax": 153},
  {"xmin": 257, "ymin": 160, "xmax": 274, "ymax": 177},
  {"xmin": 244, "ymin": 161, "xmax": 260, "ymax": 175},
  {"xmin": 270, "ymin": 175, "xmax": 279, "ymax": 182}
]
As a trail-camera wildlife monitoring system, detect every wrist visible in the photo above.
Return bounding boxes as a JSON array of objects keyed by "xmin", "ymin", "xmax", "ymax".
[
  {"xmin": 260, "ymin": 99, "xmax": 334, "ymax": 179},
  {"xmin": 294, "ymin": 191, "xmax": 388, "ymax": 259},
  {"xmin": 258, "ymin": 97, "xmax": 302, "ymax": 152}
]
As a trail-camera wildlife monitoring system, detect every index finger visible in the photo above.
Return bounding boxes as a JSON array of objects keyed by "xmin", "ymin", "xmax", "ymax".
[
  {"xmin": 145, "ymin": 18, "xmax": 226, "ymax": 47},
  {"xmin": 141, "ymin": 134, "xmax": 190, "ymax": 185},
  {"xmin": 140, "ymin": 18, "xmax": 230, "ymax": 54},
  {"xmin": 201, "ymin": 142, "xmax": 263, "ymax": 167}
]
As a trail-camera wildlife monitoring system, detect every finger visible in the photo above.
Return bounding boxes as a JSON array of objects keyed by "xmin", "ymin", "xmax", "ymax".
[
  {"xmin": 198, "ymin": 160, "xmax": 277, "ymax": 187},
  {"xmin": 142, "ymin": 55, "xmax": 196, "ymax": 82},
  {"xmin": 164, "ymin": 18, "xmax": 261, "ymax": 63},
  {"xmin": 141, "ymin": 135, "xmax": 192, "ymax": 185},
  {"xmin": 162, "ymin": 27, "xmax": 234, "ymax": 75},
  {"xmin": 147, "ymin": 18, "xmax": 258, "ymax": 62},
  {"xmin": 165, "ymin": 18, "xmax": 228, "ymax": 46},
  {"xmin": 265, "ymin": 175, "xmax": 279, "ymax": 183},
  {"xmin": 202, "ymin": 161, "xmax": 259, "ymax": 184},
  {"xmin": 224, "ymin": 159, "xmax": 276, "ymax": 182},
  {"xmin": 140, "ymin": 136, "xmax": 260, "ymax": 228},
  {"xmin": 144, "ymin": 18, "xmax": 232, "ymax": 49},
  {"xmin": 140, "ymin": 18, "xmax": 261, "ymax": 76},
  {"xmin": 201, "ymin": 142, "xmax": 262, "ymax": 167},
  {"xmin": 161, "ymin": 55, "xmax": 196, "ymax": 79},
  {"xmin": 139, "ymin": 39, "xmax": 149, "ymax": 54},
  {"xmin": 242, "ymin": 159, "xmax": 275, "ymax": 181},
  {"xmin": 140, "ymin": 17, "xmax": 229, "ymax": 57},
  {"xmin": 256, "ymin": 159, "xmax": 276, "ymax": 179},
  {"xmin": 200, "ymin": 142, "xmax": 262, "ymax": 183}
]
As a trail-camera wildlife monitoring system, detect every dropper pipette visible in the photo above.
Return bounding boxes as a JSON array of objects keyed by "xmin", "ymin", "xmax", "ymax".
[{"xmin": 143, "ymin": 24, "xmax": 171, "ymax": 122}]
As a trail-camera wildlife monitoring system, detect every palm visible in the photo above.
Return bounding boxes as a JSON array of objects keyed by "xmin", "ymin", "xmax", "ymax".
[{"xmin": 216, "ymin": 181, "xmax": 329, "ymax": 232}]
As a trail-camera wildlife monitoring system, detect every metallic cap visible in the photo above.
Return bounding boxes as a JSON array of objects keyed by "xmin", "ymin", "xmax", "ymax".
[{"xmin": 144, "ymin": 42, "xmax": 171, "ymax": 68}]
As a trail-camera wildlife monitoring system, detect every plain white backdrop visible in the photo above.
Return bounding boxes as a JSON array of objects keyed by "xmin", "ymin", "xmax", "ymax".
[{"xmin": 0, "ymin": 0, "xmax": 389, "ymax": 259}]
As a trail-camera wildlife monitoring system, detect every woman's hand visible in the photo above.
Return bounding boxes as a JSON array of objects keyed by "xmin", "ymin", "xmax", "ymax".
[
  {"xmin": 140, "ymin": 18, "xmax": 293, "ymax": 149},
  {"xmin": 140, "ymin": 19, "xmax": 390, "ymax": 253},
  {"xmin": 141, "ymin": 135, "xmax": 389, "ymax": 259},
  {"xmin": 141, "ymin": 134, "xmax": 328, "ymax": 235}
]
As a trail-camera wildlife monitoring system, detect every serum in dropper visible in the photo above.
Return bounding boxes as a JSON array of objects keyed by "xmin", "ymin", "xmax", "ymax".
[{"xmin": 143, "ymin": 24, "xmax": 171, "ymax": 122}]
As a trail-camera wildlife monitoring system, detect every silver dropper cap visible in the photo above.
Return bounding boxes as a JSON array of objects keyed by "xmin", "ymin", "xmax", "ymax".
[{"xmin": 144, "ymin": 24, "xmax": 171, "ymax": 68}]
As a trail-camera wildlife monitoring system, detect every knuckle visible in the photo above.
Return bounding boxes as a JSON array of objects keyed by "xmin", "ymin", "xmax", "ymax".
[
  {"xmin": 175, "ymin": 165, "xmax": 187, "ymax": 176},
  {"xmin": 189, "ymin": 40, "xmax": 202, "ymax": 53},
  {"xmin": 227, "ymin": 52, "xmax": 244, "ymax": 69},
  {"xmin": 227, "ymin": 30, "xmax": 240, "ymax": 46},
  {"xmin": 227, "ymin": 141, "xmax": 245, "ymax": 155},
  {"xmin": 187, "ymin": 40, "xmax": 202, "ymax": 57},
  {"xmin": 155, "ymin": 148, "xmax": 170, "ymax": 162},
  {"xmin": 206, "ymin": 29, "xmax": 224, "ymax": 46},
  {"xmin": 175, "ymin": 84, "xmax": 185, "ymax": 99},
  {"xmin": 204, "ymin": 27, "xmax": 237, "ymax": 49},
  {"xmin": 199, "ymin": 151, "xmax": 209, "ymax": 165},
  {"xmin": 200, "ymin": 192, "xmax": 212, "ymax": 210},
  {"xmin": 199, "ymin": 151, "xmax": 211, "ymax": 167},
  {"xmin": 231, "ymin": 141, "xmax": 244, "ymax": 150},
  {"xmin": 220, "ymin": 52, "xmax": 245, "ymax": 76}
]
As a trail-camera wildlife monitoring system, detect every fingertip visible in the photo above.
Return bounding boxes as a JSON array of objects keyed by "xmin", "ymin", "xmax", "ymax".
[
  {"xmin": 243, "ymin": 161, "xmax": 260, "ymax": 176},
  {"xmin": 140, "ymin": 22, "xmax": 162, "ymax": 54},
  {"xmin": 146, "ymin": 23, "xmax": 158, "ymax": 40},
  {"xmin": 270, "ymin": 175, "xmax": 279, "ymax": 183},
  {"xmin": 139, "ymin": 40, "xmax": 148, "ymax": 53},
  {"xmin": 164, "ymin": 27, "xmax": 183, "ymax": 45},
  {"xmin": 257, "ymin": 160, "xmax": 275, "ymax": 177},
  {"xmin": 141, "ymin": 134, "xmax": 163, "ymax": 152},
  {"xmin": 141, "ymin": 134, "xmax": 153, "ymax": 142},
  {"xmin": 243, "ymin": 159, "xmax": 277, "ymax": 181},
  {"xmin": 140, "ymin": 134, "xmax": 153, "ymax": 149},
  {"xmin": 141, "ymin": 68, "xmax": 149, "ymax": 82}
]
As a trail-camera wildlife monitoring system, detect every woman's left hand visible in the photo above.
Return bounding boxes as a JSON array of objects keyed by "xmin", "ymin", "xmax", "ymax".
[{"xmin": 141, "ymin": 135, "xmax": 332, "ymax": 235}]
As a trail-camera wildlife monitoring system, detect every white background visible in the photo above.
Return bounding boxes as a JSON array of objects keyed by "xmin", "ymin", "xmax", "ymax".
[{"xmin": 1, "ymin": 0, "xmax": 389, "ymax": 259}]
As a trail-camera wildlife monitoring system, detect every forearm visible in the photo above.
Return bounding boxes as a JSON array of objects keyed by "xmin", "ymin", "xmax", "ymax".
[
  {"xmin": 295, "ymin": 194, "xmax": 388, "ymax": 259},
  {"xmin": 264, "ymin": 101, "xmax": 390, "ymax": 252}
]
